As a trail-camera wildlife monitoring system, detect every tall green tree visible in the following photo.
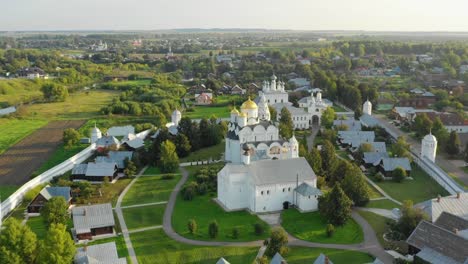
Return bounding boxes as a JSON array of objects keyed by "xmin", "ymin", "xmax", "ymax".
[
  {"xmin": 318, "ymin": 183, "xmax": 352, "ymax": 226},
  {"xmin": 341, "ymin": 163, "xmax": 370, "ymax": 206},
  {"xmin": 413, "ymin": 114, "xmax": 432, "ymax": 138},
  {"xmin": 37, "ymin": 223, "xmax": 75, "ymax": 264},
  {"xmin": 393, "ymin": 200, "xmax": 428, "ymax": 238},
  {"xmin": 446, "ymin": 130, "xmax": 461, "ymax": 157},
  {"xmin": 41, "ymin": 196, "xmax": 69, "ymax": 226},
  {"xmin": 308, "ymin": 147, "xmax": 322, "ymax": 175},
  {"xmin": 392, "ymin": 136, "xmax": 412, "ymax": 161},
  {"xmin": 41, "ymin": 83, "xmax": 68, "ymax": 102},
  {"xmin": 159, "ymin": 140, "xmax": 179, "ymax": 173},
  {"xmin": 174, "ymin": 133, "xmax": 192, "ymax": 158},
  {"xmin": 0, "ymin": 218, "xmax": 37, "ymax": 264},
  {"xmin": 320, "ymin": 140, "xmax": 337, "ymax": 179},
  {"xmin": 321, "ymin": 107, "xmax": 336, "ymax": 129},
  {"xmin": 62, "ymin": 128, "xmax": 80, "ymax": 147},
  {"xmin": 279, "ymin": 107, "xmax": 294, "ymax": 139},
  {"xmin": 269, "ymin": 105, "xmax": 277, "ymax": 121},
  {"xmin": 265, "ymin": 227, "xmax": 289, "ymax": 257}
]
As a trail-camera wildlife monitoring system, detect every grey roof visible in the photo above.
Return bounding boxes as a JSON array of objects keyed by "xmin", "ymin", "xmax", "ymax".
[
  {"xmin": 363, "ymin": 152, "xmax": 389, "ymax": 165},
  {"xmin": 338, "ymin": 131, "xmax": 375, "ymax": 147},
  {"xmin": 416, "ymin": 247, "xmax": 462, "ymax": 264},
  {"xmin": 380, "ymin": 157, "xmax": 411, "ymax": 171},
  {"xmin": 107, "ymin": 125, "xmax": 135, "ymax": 136},
  {"xmin": 295, "ymin": 182, "xmax": 322, "ymax": 197},
  {"xmin": 406, "ymin": 221, "xmax": 468, "ymax": 264},
  {"xmin": 415, "ymin": 193, "xmax": 468, "ymax": 221},
  {"xmin": 75, "ymin": 242, "xmax": 127, "ymax": 264},
  {"xmin": 313, "ymin": 253, "xmax": 334, "ymax": 264},
  {"xmin": 85, "ymin": 162, "xmax": 117, "ymax": 177},
  {"xmin": 365, "ymin": 142, "xmax": 387, "ymax": 153},
  {"xmin": 270, "ymin": 252, "xmax": 287, "ymax": 264},
  {"xmin": 223, "ymin": 157, "xmax": 316, "ymax": 185},
  {"xmin": 95, "ymin": 136, "xmax": 120, "ymax": 147},
  {"xmin": 333, "ymin": 119, "xmax": 362, "ymax": 131},
  {"xmin": 272, "ymin": 103, "xmax": 308, "ymax": 115},
  {"xmin": 434, "ymin": 212, "xmax": 468, "ymax": 232},
  {"xmin": 371, "ymin": 259, "xmax": 384, "ymax": 264},
  {"xmin": 72, "ymin": 203, "xmax": 115, "ymax": 234},
  {"xmin": 39, "ymin": 186, "xmax": 71, "ymax": 202},
  {"xmin": 95, "ymin": 151, "xmax": 133, "ymax": 169},
  {"xmin": 123, "ymin": 138, "xmax": 144, "ymax": 149},
  {"xmin": 215, "ymin": 258, "xmax": 231, "ymax": 264},
  {"xmin": 360, "ymin": 114, "xmax": 380, "ymax": 128},
  {"xmin": 72, "ymin": 164, "xmax": 88, "ymax": 175}
]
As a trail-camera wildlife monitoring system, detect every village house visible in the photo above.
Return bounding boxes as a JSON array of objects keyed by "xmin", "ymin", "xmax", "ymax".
[
  {"xmin": 415, "ymin": 192, "xmax": 468, "ymax": 222},
  {"xmin": 27, "ymin": 186, "xmax": 72, "ymax": 213},
  {"xmin": 230, "ymin": 84, "xmax": 246, "ymax": 95},
  {"xmin": 95, "ymin": 135, "xmax": 120, "ymax": 151},
  {"xmin": 16, "ymin": 67, "xmax": 48, "ymax": 79},
  {"xmin": 95, "ymin": 151, "xmax": 133, "ymax": 171},
  {"xmin": 195, "ymin": 92, "xmax": 213, "ymax": 105},
  {"xmin": 72, "ymin": 203, "xmax": 115, "ymax": 240},
  {"xmin": 71, "ymin": 162, "xmax": 118, "ymax": 182},
  {"xmin": 337, "ymin": 131, "xmax": 375, "ymax": 150},
  {"xmin": 333, "ymin": 119, "xmax": 362, "ymax": 131},
  {"xmin": 378, "ymin": 157, "xmax": 411, "ymax": 177},
  {"xmin": 397, "ymin": 93, "xmax": 436, "ymax": 109},
  {"xmin": 417, "ymin": 112, "xmax": 468, "ymax": 133},
  {"xmin": 74, "ymin": 242, "xmax": 127, "ymax": 264}
]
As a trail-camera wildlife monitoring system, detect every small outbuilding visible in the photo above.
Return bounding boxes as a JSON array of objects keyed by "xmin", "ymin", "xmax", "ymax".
[
  {"xmin": 27, "ymin": 186, "xmax": 72, "ymax": 213},
  {"xmin": 72, "ymin": 203, "xmax": 115, "ymax": 240}
]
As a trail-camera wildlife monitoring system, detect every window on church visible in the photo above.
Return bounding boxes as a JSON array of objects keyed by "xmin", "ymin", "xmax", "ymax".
[
  {"xmin": 267, "ymin": 190, "xmax": 270, "ymax": 195},
  {"xmin": 308, "ymin": 196, "xmax": 310, "ymax": 199},
  {"xmin": 282, "ymin": 188, "xmax": 285, "ymax": 192},
  {"xmin": 288, "ymin": 187, "xmax": 291, "ymax": 191},
  {"xmin": 261, "ymin": 191, "xmax": 264, "ymax": 195}
]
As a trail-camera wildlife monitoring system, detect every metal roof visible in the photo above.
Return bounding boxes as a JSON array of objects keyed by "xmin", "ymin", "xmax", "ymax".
[
  {"xmin": 215, "ymin": 258, "xmax": 231, "ymax": 264},
  {"xmin": 334, "ymin": 119, "xmax": 362, "ymax": 131},
  {"xmin": 360, "ymin": 114, "xmax": 380, "ymax": 127},
  {"xmin": 295, "ymin": 182, "xmax": 322, "ymax": 197},
  {"xmin": 72, "ymin": 203, "xmax": 115, "ymax": 234},
  {"xmin": 85, "ymin": 162, "xmax": 117, "ymax": 177},
  {"xmin": 107, "ymin": 125, "xmax": 135, "ymax": 136},
  {"xmin": 75, "ymin": 241, "xmax": 127, "ymax": 264},
  {"xmin": 363, "ymin": 152, "xmax": 389, "ymax": 166},
  {"xmin": 95, "ymin": 151, "xmax": 133, "ymax": 169},
  {"xmin": 95, "ymin": 136, "xmax": 120, "ymax": 147},
  {"xmin": 270, "ymin": 253, "xmax": 287, "ymax": 264},
  {"xmin": 72, "ymin": 164, "xmax": 88, "ymax": 175},
  {"xmin": 39, "ymin": 186, "xmax": 71, "ymax": 202},
  {"xmin": 381, "ymin": 158, "xmax": 411, "ymax": 171},
  {"xmin": 272, "ymin": 103, "xmax": 308, "ymax": 115},
  {"xmin": 313, "ymin": 253, "xmax": 334, "ymax": 264},
  {"xmin": 416, "ymin": 193, "xmax": 468, "ymax": 222}
]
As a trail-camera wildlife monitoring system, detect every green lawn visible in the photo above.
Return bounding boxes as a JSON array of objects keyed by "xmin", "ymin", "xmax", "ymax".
[
  {"xmin": 367, "ymin": 183, "xmax": 383, "ymax": 199},
  {"xmin": 122, "ymin": 204, "xmax": 166, "ymax": 230},
  {"xmin": 284, "ymin": 247, "xmax": 374, "ymax": 264},
  {"xmin": 122, "ymin": 174, "xmax": 181, "ymax": 206},
  {"xmin": 281, "ymin": 209, "xmax": 364, "ymax": 244},
  {"xmin": 26, "ymin": 216, "xmax": 48, "ymax": 240},
  {"xmin": 0, "ymin": 185, "xmax": 19, "ymax": 199},
  {"xmin": 358, "ymin": 210, "xmax": 395, "ymax": 248},
  {"xmin": 364, "ymin": 199, "xmax": 400, "ymax": 210},
  {"xmin": 143, "ymin": 166, "xmax": 161, "ymax": 175},
  {"xmin": 130, "ymin": 228, "xmax": 258, "ymax": 264},
  {"xmin": 374, "ymin": 165, "xmax": 449, "ymax": 203},
  {"xmin": 33, "ymin": 143, "xmax": 88, "ymax": 175},
  {"xmin": 80, "ymin": 178, "xmax": 133, "ymax": 207},
  {"xmin": 180, "ymin": 141, "xmax": 225, "ymax": 162},
  {"xmin": 0, "ymin": 119, "xmax": 48, "ymax": 154},
  {"xmin": 80, "ymin": 235, "xmax": 129, "ymax": 260},
  {"xmin": 332, "ymin": 105, "xmax": 347, "ymax": 112},
  {"xmin": 184, "ymin": 105, "xmax": 230, "ymax": 119},
  {"xmin": 172, "ymin": 193, "xmax": 270, "ymax": 242}
]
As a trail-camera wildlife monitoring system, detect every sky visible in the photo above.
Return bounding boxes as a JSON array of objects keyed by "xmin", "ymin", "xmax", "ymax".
[{"xmin": 1, "ymin": 0, "xmax": 468, "ymax": 31}]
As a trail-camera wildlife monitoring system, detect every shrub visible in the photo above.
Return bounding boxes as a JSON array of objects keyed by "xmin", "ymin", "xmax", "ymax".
[
  {"xmin": 182, "ymin": 182, "xmax": 198, "ymax": 201},
  {"xmin": 392, "ymin": 167, "xmax": 407, "ymax": 183},
  {"xmin": 208, "ymin": 220, "xmax": 219, "ymax": 238},
  {"xmin": 232, "ymin": 227, "xmax": 239, "ymax": 239},
  {"xmin": 187, "ymin": 219, "xmax": 197, "ymax": 234},
  {"xmin": 326, "ymin": 224, "xmax": 335, "ymax": 237},
  {"xmin": 254, "ymin": 223, "xmax": 264, "ymax": 236},
  {"xmin": 196, "ymin": 183, "xmax": 208, "ymax": 195},
  {"xmin": 161, "ymin": 174, "xmax": 175, "ymax": 180}
]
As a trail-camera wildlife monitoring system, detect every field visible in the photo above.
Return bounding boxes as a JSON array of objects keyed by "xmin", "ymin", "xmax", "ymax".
[
  {"xmin": 281, "ymin": 209, "xmax": 364, "ymax": 244},
  {"xmin": 0, "ymin": 119, "xmax": 48, "ymax": 154},
  {"xmin": 180, "ymin": 141, "xmax": 225, "ymax": 162},
  {"xmin": 0, "ymin": 120, "xmax": 85, "ymax": 185},
  {"xmin": 172, "ymin": 193, "xmax": 270, "ymax": 242},
  {"xmin": 122, "ymin": 204, "xmax": 166, "ymax": 230},
  {"xmin": 122, "ymin": 174, "xmax": 181, "ymax": 206},
  {"xmin": 184, "ymin": 105, "xmax": 230, "ymax": 119},
  {"xmin": 0, "ymin": 79, "xmax": 43, "ymax": 105},
  {"xmin": 130, "ymin": 228, "xmax": 373, "ymax": 264},
  {"xmin": 374, "ymin": 165, "xmax": 449, "ymax": 203}
]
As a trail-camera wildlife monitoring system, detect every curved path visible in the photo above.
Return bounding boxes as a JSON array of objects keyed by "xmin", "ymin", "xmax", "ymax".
[{"xmin": 163, "ymin": 167, "xmax": 394, "ymax": 263}]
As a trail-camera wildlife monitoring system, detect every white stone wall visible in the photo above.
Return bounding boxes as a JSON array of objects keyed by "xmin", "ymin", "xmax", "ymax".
[
  {"xmin": 445, "ymin": 125, "xmax": 468, "ymax": 133},
  {"xmin": 217, "ymin": 169, "xmax": 250, "ymax": 211},
  {"xmin": 297, "ymin": 194, "xmax": 319, "ymax": 212},
  {"xmin": 252, "ymin": 183, "xmax": 297, "ymax": 212}
]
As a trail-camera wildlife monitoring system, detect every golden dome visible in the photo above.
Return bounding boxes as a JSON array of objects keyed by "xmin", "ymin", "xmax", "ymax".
[
  {"xmin": 239, "ymin": 112, "xmax": 247, "ymax": 117},
  {"xmin": 240, "ymin": 97, "xmax": 258, "ymax": 110},
  {"xmin": 231, "ymin": 108, "xmax": 240, "ymax": 114}
]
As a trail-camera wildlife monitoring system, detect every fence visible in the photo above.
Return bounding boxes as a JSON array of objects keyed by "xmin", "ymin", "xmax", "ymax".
[
  {"xmin": 1, "ymin": 144, "xmax": 96, "ymax": 222},
  {"xmin": 414, "ymin": 155, "xmax": 464, "ymax": 195}
]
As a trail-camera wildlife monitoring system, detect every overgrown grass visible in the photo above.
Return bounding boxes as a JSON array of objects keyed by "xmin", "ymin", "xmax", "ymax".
[
  {"xmin": 180, "ymin": 141, "xmax": 225, "ymax": 162},
  {"xmin": 0, "ymin": 119, "xmax": 48, "ymax": 154},
  {"xmin": 26, "ymin": 215, "xmax": 48, "ymax": 240},
  {"xmin": 122, "ymin": 174, "xmax": 181, "ymax": 206},
  {"xmin": 77, "ymin": 178, "xmax": 133, "ymax": 207},
  {"xmin": 122, "ymin": 204, "xmax": 166, "ymax": 230},
  {"xmin": 281, "ymin": 209, "xmax": 364, "ymax": 244},
  {"xmin": 0, "ymin": 79, "xmax": 43, "ymax": 105}
]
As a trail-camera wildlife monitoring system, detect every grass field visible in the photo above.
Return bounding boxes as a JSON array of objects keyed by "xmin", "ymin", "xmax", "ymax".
[
  {"xmin": 0, "ymin": 185, "xmax": 19, "ymax": 199},
  {"xmin": 143, "ymin": 166, "xmax": 161, "ymax": 175},
  {"xmin": 22, "ymin": 89, "xmax": 119, "ymax": 119},
  {"xmin": 367, "ymin": 183, "xmax": 383, "ymax": 199},
  {"xmin": 130, "ymin": 228, "xmax": 373, "ymax": 264},
  {"xmin": 0, "ymin": 119, "xmax": 48, "ymax": 154},
  {"xmin": 180, "ymin": 141, "xmax": 225, "ymax": 162},
  {"xmin": 172, "ymin": 193, "xmax": 270, "ymax": 242},
  {"xmin": 358, "ymin": 210, "xmax": 394, "ymax": 248},
  {"xmin": 0, "ymin": 79, "xmax": 43, "ymax": 105},
  {"xmin": 184, "ymin": 105, "xmax": 230, "ymax": 119},
  {"xmin": 281, "ymin": 209, "xmax": 364, "ymax": 244},
  {"xmin": 122, "ymin": 174, "xmax": 181, "ymax": 206},
  {"xmin": 122, "ymin": 204, "xmax": 166, "ymax": 230},
  {"xmin": 33, "ymin": 143, "xmax": 88, "ymax": 175},
  {"xmin": 374, "ymin": 165, "xmax": 449, "ymax": 203},
  {"xmin": 364, "ymin": 199, "xmax": 400, "ymax": 210},
  {"xmin": 26, "ymin": 216, "xmax": 48, "ymax": 240}
]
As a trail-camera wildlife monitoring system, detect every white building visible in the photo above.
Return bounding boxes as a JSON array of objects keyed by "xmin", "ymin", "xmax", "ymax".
[
  {"xmin": 363, "ymin": 99, "xmax": 372, "ymax": 116},
  {"xmin": 90, "ymin": 124, "xmax": 102, "ymax": 144},
  {"xmin": 259, "ymin": 75, "xmax": 289, "ymax": 104},
  {"xmin": 165, "ymin": 109, "xmax": 182, "ymax": 135},
  {"xmin": 298, "ymin": 91, "xmax": 333, "ymax": 126},
  {"xmin": 421, "ymin": 132, "xmax": 437, "ymax": 163}
]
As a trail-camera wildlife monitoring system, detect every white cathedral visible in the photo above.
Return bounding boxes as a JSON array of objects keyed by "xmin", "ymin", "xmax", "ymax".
[{"xmin": 217, "ymin": 96, "xmax": 322, "ymax": 213}]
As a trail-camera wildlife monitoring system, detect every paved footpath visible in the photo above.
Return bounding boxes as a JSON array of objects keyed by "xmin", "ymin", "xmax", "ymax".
[
  {"xmin": 115, "ymin": 166, "xmax": 148, "ymax": 264},
  {"xmin": 163, "ymin": 167, "xmax": 395, "ymax": 263}
]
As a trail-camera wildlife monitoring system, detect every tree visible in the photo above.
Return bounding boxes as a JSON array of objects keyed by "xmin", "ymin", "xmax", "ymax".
[
  {"xmin": 41, "ymin": 83, "xmax": 68, "ymax": 102},
  {"xmin": 37, "ymin": 223, "xmax": 75, "ymax": 264},
  {"xmin": 326, "ymin": 224, "xmax": 335, "ymax": 237},
  {"xmin": 208, "ymin": 220, "xmax": 219, "ymax": 238},
  {"xmin": 341, "ymin": 162, "xmax": 370, "ymax": 206},
  {"xmin": 392, "ymin": 200, "xmax": 428, "ymax": 238},
  {"xmin": 63, "ymin": 128, "xmax": 80, "ymax": 147},
  {"xmin": 308, "ymin": 147, "xmax": 322, "ymax": 175},
  {"xmin": 321, "ymin": 107, "xmax": 336, "ymax": 129},
  {"xmin": 159, "ymin": 140, "xmax": 179, "ymax": 173},
  {"xmin": 265, "ymin": 227, "xmax": 289, "ymax": 257},
  {"xmin": 269, "ymin": 105, "xmax": 277, "ymax": 121},
  {"xmin": 187, "ymin": 219, "xmax": 197, "ymax": 234},
  {"xmin": 41, "ymin": 196, "xmax": 69, "ymax": 226},
  {"xmin": 318, "ymin": 183, "xmax": 352, "ymax": 226},
  {"xmin": 392, "ymin": 167, "xmax": 407, "ymax": 183},
  {"xmin": 124, "ymin": 159, "xmax": 137, "ymax": 177},
  {"xmin": 320, "ymin": 140, "xmax": 337, "ymax": 179},
  {"xmin": 413, "ymin": 114, "xmax": 432, "ymax": 138},
  {"xmin": 446, "ymin": 130, "xmax": 461, "ymax": 157},
  {"xmin": 174, "ymin": 133, "xmax": 191, "ymax": 158},
  {"xmin": 279, "ymin": 107, "xmax": 294, "ymax": 139},
  {"xmin": 392, "ymin": 136, "xmax": 412, "ymax": 161},
  {"xmin": 0, "ymin": 218, "xmax": 37, "ymax": 264}
]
